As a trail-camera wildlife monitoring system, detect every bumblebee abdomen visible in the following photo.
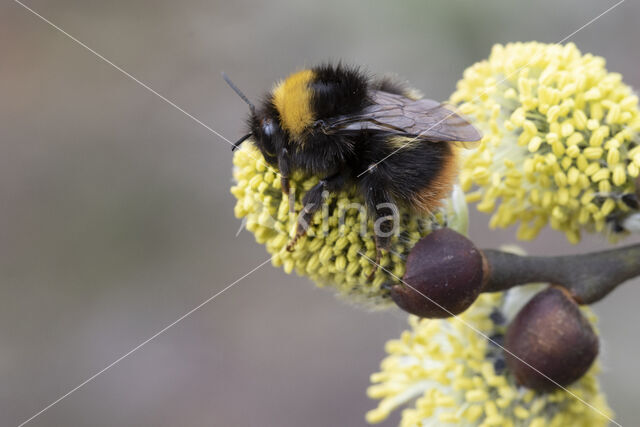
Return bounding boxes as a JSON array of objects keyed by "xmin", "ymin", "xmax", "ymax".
[
  {"xmin": 365, "ymin": 139, "xmax": 458, "ymax": 213},
  {"xmin": 413, "ymin": 148, "xmax": 458, "ymax": 213}
]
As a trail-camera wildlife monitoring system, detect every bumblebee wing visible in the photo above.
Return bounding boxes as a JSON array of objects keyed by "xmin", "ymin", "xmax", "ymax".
[{"xmin": 324, "ymin": 90, "xmax": 481, "ymax": 147}]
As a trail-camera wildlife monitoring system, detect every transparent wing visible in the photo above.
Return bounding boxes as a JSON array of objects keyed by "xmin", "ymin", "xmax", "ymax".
[{"xmin": 323, "ymin": 90, "xmax": 481, "ymax": 146}]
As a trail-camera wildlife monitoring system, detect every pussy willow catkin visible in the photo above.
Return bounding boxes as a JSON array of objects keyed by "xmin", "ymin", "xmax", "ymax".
[
  {"xmin": 231, "ymin": 144, "xmax": 468, "ymax": 307},
  {"xmin": 453, "ymin": 42, "xmax": 640, "ymax": 243}
]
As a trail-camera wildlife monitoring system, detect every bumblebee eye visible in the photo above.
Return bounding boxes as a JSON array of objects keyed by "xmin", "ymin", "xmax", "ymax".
[{"xmin": 262, "ymin": 119, "xmax": 274, "ymax": 136}]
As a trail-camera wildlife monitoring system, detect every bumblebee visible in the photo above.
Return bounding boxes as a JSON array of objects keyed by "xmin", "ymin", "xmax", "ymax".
[{"xmin": 225, "ymin": 64, "xmax": 481, "ymax": 269}]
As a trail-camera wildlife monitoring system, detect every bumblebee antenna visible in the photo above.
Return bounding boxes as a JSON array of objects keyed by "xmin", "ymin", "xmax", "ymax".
[
  {"xmin": 232, "ymin": 132, "xmax": 252, "ymax": 151},
  {"xmin": 222, "ymin": 72, "xmax": 256, "ymax": 114}
]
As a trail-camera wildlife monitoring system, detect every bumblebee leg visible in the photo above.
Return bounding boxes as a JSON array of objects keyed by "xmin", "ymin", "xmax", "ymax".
[
  {"xmin": 360, "ymin": 179, "xmax": 397, "ymax": 281},
  {"xmin": 278, "ymin": 149, "xmax": 294, "ymax": 212},
  {"xmin": 286, "ymin": 171, "xmax": 347, "ymax": 251}
]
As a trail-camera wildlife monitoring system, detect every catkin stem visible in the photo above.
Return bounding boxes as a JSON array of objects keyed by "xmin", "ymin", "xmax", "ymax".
[{"xmin": 481, "ymin": 243, "xmax": 640, "ymax": 304}]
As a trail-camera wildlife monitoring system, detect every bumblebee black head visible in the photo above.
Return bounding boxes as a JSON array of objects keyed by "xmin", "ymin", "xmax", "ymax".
[
  {"xmin": 246, "ymin": 102, "xmax": 285, "ymax": 167},
  {"xmin": 222, "ymin": 72, "xmax": 285, "ymax": 164}
]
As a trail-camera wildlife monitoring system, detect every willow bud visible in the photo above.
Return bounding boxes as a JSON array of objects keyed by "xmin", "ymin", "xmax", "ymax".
[
  {"xmin": 390, "ymin": 228, "xmax": 485, "ymax": 318},
  {"xmin": 504, "ymin": 286, "xmax": 599, "ymax": 391}
]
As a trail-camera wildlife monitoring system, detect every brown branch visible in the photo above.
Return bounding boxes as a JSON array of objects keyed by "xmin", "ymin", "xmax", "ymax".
[
  {"xmin": 481, "ymin": 244, "xmax": 640, "ymax": 304},
  {"xmin": 390, "ymin": 229, "xmax": 640, "ymax": 318}
]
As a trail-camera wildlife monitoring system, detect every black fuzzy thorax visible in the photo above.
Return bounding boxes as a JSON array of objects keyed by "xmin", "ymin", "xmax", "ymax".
[{"xmin": 309, "ymin": 64, "xmax": 369, "ymax": 119}]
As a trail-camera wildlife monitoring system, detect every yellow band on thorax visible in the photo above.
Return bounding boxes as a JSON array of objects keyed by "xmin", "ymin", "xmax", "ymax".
[{"xmin": 272, "ymin": 69, "xmax": 315, "ymax": 137}]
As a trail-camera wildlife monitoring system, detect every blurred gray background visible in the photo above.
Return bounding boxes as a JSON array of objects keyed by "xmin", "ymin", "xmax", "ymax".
[{"xmin": 1, "ymin": 1, "xmax": 639, "ymax": 426}]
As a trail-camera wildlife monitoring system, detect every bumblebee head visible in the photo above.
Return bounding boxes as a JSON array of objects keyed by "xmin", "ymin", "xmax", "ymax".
[
  {"xmin": 224, "ymin": 70, "xmax": 316, "ymax": 166},
  {"xmin": 246, "ymin": 106, "xmax": 283, "ymax": 166},
  {"xmin": 223, "ymin": 72, "xmax": 281, "ymax": 165}
]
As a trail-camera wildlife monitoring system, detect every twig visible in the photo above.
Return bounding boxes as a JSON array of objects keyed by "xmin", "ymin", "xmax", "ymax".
[{"xmin": 481, "ymin": 244, "xmax": 640, "ymax": 304}]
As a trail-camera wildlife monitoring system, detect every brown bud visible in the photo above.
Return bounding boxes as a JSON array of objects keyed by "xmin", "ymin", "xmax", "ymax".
[
  {"xmin": 504, "ymin": 286, "xmax": 599, "ymax": 391},
  {"xmin": 390, "ymin": 228, "xmax": 485, "ymax": 318}
]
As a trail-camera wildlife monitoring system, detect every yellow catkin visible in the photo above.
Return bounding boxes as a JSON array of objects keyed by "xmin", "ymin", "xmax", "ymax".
[
  {"xmin": 231, "ymin": 144, "xmax": 467, "ymax": 307},
  {"xmin": 451, "ymin": 42, "xmax": 640, "ymax": 243},
  {"xmin": 366, "ymin": 292, "xmax": 612, "ymax": 426}
]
